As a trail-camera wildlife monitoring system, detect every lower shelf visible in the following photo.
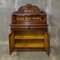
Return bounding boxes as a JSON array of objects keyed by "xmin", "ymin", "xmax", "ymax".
[{"xmin": 15, "ymin": 42, "xmax": 44, "ymax": 48}]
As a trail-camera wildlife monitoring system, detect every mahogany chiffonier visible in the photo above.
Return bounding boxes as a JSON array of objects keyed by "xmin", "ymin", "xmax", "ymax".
[{"xmin": 9, "ymin": 4, "xmax": 50, "ymax": 55}]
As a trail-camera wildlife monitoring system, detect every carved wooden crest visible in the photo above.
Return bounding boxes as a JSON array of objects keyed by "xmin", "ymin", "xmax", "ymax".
[{"xmin": 13, "ymin": 4, "xmax": 46, "ymax": 16}]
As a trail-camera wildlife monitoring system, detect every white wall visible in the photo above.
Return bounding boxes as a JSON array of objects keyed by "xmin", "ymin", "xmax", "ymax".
[{"xmin": 0, "ymin": 0, "xmax": 15, "ymax": 44}]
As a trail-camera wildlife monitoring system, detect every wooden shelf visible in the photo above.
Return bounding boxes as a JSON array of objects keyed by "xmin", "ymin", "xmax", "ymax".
[
  {"xmin": 15, "ymin": 42, "xmax": 44, "ymax": 48},
  {"xmin": 14, "ymin": 35, "xmax": 44, "ymax": 40}
]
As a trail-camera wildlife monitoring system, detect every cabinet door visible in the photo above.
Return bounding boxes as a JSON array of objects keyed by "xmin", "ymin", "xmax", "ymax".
[
  {"xmin": 9, "ymin": 32, "xmax": 14, "ymax": 54},
  {"xmin": 44, "ymin": 32, "xmax": 50, "ymax": 55}
]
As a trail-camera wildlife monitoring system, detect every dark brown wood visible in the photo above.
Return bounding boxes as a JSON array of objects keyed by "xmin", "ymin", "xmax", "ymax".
[
  {"xmin": 9, "ymin": 4, "xmax": 50, "ymax": 55},
  {"xmin": 14, "ymin": 48, "xmax": 46, "ymax": 51}
]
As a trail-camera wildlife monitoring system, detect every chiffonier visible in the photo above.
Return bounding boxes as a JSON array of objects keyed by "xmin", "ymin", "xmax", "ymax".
[{"xmin": 9, "ymin": 4, "xmax": 50, "ymax": 55}]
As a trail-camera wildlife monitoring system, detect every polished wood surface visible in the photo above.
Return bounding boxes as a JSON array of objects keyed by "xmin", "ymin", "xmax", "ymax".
[
  {"xmin": 9, "ymin": 4, "xmax": 50, "ymax": 55},
  {"xmin": 14, "ymin": 35, "xmax": 44, "ymax": 40},
  {"xmin": 15, "ymin": 43, "xmax": 44, "ymax": 48}
]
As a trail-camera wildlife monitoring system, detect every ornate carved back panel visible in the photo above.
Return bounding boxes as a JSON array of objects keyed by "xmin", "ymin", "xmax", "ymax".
[{"xmin": 11, "ymin": 4, "xmax": 47, "ymax": 31}]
